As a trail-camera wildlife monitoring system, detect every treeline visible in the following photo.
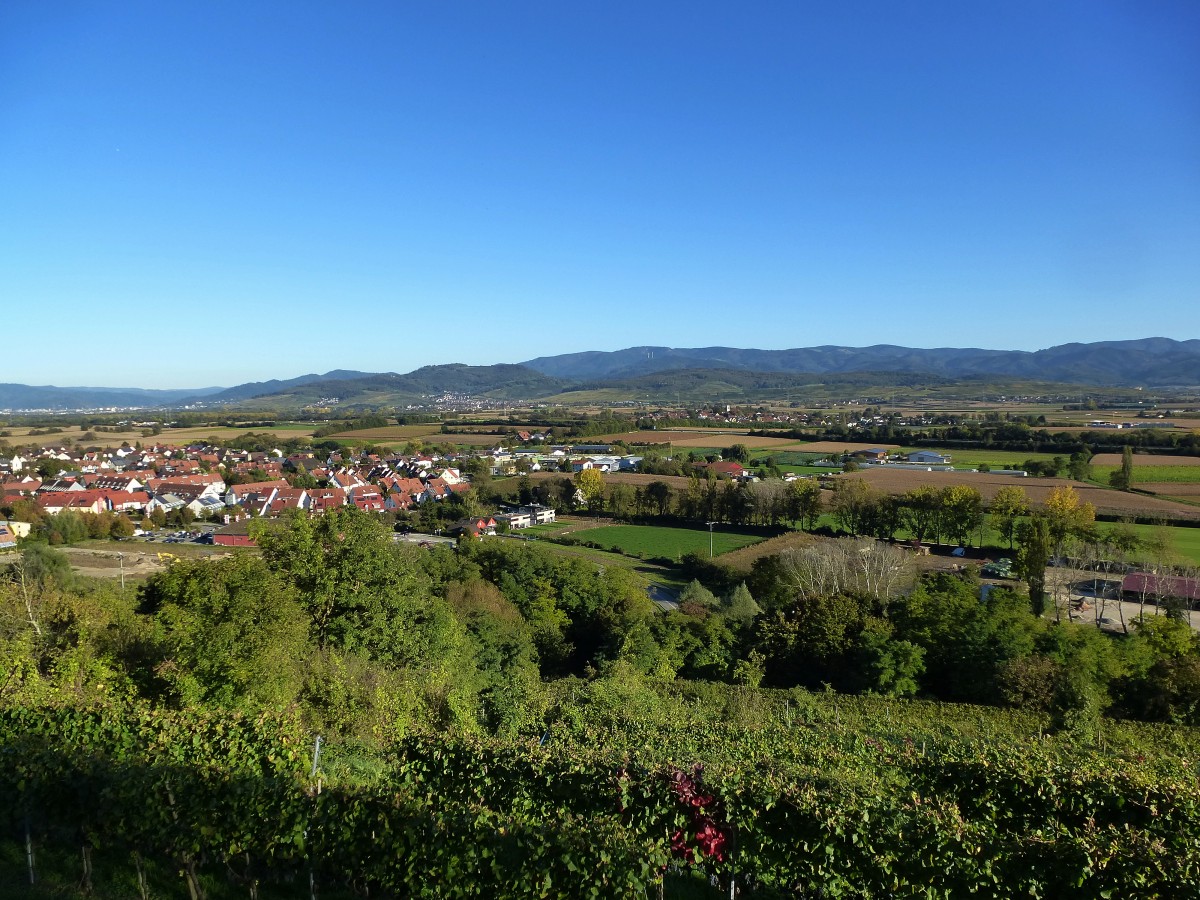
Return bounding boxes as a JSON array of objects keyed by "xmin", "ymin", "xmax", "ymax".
[
  {"xmin": 758, "ymin": 422, "xmax": 1200, "ymax": 454},
  {"xmin": 8, "ymin": 501, "xmax": 1199, "ymax": 739}
]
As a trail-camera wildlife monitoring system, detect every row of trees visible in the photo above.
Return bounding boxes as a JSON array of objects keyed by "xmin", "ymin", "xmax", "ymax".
[
  {"xmin": 6, "ymin": 499, "xmax": 1200, "ymax": 752},
  {"xmin": 778, "ymin": 420, "xmax": 1200, "ymax": 454}
]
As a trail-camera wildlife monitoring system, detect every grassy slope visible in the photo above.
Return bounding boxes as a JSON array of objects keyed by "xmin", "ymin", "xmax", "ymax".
[{"xmin": 565, "ymin": 524, "xmax": 766, "ymax": 560}]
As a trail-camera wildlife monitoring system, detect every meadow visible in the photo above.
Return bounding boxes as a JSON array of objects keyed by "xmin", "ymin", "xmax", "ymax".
[
  {"xmin": 564, "ymin": 524, "xmax": 767, "ymax": 559},
  {"xmin": 1092, "ymin": 465, "xmax": 1200, "ymax": 484}
]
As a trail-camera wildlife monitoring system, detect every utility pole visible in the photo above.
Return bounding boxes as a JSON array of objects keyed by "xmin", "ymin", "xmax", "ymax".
[
  {"xmin": 706, "ymin": 521, "xmax": 716, "ymax": 558},
  {"xmin": 118, "ymin": 553, "xmax": 125, "ymax": 591}
]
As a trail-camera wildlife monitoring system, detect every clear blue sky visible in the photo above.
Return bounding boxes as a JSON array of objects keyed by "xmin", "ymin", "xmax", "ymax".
[{"xmin": 2, "ymin": 1, "xmax": 1198, "ymax": 388}]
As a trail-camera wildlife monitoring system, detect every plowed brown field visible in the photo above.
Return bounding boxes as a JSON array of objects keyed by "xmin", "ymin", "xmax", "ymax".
[
  {"xmin": 1141, "ymin": 483, "xmax": 1200, "ymax": 497},
  {"xmin": 841, "ymin": 469, "xmax": 1200, "ymax": 520},
  {"xmin": 1092, "ymin": 453, "xmax": 1200, "ymax": 467}
]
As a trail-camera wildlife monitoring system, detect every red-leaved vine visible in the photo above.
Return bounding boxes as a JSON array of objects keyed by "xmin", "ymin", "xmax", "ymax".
[{"xmin": 667, "ymin": 764, "xmax": 732, "ymax": 864}]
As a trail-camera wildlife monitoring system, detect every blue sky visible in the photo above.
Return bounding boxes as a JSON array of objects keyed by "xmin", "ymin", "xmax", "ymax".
[{"xmin": 2, "ymin": 1, "xmax": 1198, "ymax": 388}]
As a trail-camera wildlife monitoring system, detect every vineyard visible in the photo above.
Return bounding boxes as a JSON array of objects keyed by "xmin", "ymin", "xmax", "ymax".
[{"xmin": 5, "ymin": 689, "xmax": 1200, "ymax": 899}]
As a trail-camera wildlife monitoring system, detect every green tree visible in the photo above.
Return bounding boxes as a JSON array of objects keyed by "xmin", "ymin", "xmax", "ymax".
[
  {"xmin": 830, "ymin": 478, "xmax": 877, "ymax": 536},
  {"xmin": 723, "ymin": 582, "xmax": 761, "ymax": 624},
  {"xmin": 139, "ymin": 555, "xmax": 308, "ymax": 708},
  {"xmin": 607, "ymin": 482, "xmax": 634, "ymax": 520},
  {"xmin": 645, "ymin": 480, "xmax": 673, "ymax": 517},
  {"xmin": 109, "ymin": 513, "xmax": 136, "ymax": 539},
  {"xmin": 854, "ymin": 618, "xmax": 925, "ymax": 697},
  {"xmin": 253, "ymin": 506, "xmax": 450, "ymax": 666},
  {"xmin": 900, "ymin": 485, "xmax": 940, "ymax": 546},
  {"xmin": 445, "ymin": 579, "xmax": 543, "ymax": 734},
  {"xmin": 1109, "ymin": 445, "xmax": 1135, "ymax": 491},
  {"xmin": 722, "ymin": 443, "xmax": 750, "ymax": 464},
  {"xmin": 785, "ymin": 478, "xmax": 823, "ymax": 531},
  {"xmin": 939, "ymin": 484, "xmax": 984, "ymax": 548},
  {"xmin": 989, "ymin": 486, "xmax": 1030, "ymax": 550},
  {"xmin": 1016, "ymin": 514, "xmax": 1052, "ymax": 616},
  {"xmin": 1068, "ymin": 448, "xmax": 1093, "ymax": 481},
  {"xmin": 677, "ymin": 579, "xmax": 719, "ymax": 613}
]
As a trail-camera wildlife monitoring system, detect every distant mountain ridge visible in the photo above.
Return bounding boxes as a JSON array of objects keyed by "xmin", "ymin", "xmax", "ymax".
[
  {"xmin": 0, "ymin": 383, "xmax": 226, "ymax": 411},
  {"xmin": 178, "ymin": 370, "xmax": 375, "ymax": 405},
  {"xmin": 521, "ymin": 338, "xmax": 1200, "ymax": 385},
  {"xmin": 3, "ymin": 339, "xmax": 1198, "ymax": 410},
  {"xmin": 228, "ymin": 364, "xmax": 567, "ymax": 409}
]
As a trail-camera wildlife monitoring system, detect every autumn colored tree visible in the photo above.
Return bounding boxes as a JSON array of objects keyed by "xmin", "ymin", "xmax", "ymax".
[{"xmin": 575, "ymin": 467, "xmax": 605, "ymax": 514}]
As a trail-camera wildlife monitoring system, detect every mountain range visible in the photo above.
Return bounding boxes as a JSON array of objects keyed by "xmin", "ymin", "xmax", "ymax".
[{"xmin": 2, "ymin": 338, "xmax": 1198, "ymax": 411}]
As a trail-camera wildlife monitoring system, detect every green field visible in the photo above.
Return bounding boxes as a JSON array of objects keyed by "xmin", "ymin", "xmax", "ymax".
[
  {"xmin": 500, "ymin": 535, "xmax": 687, "ymax": 590},
  {"xmin": 895, "ymin": 448, "xmax": 1063, "ymax": 469},
  {"xmin": 1092, "ymin": 465, "xmax": 1200, "ymax": 484},
  {"xmin": 1094, "ymin": 521, "xmax": 1200, "ymax": 565},
  {"xmin": 566, "ymin": 524, "xmax": 766, "ymax": 559},
  {"xmin": 750, "ymin": 450, "xmax": 836, "ymax": 466}
]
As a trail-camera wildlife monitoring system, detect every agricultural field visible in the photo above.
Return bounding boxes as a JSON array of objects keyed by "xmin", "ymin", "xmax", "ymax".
[
  {"xmin": 1139, "ymin": 482, "xmax": 1200, "ymax": 498},
  {"xmin": 1091, "ymin": 452, "xmax": 1200, "ymax": 467},
  {"xmin": 718, "ymin": 531, "xmax": 818, "ymax": 571},
  {"xmin": 748, "ymin": 450, "xmax": 835, "ymax": 466},
  {"xmin": 322, "ymin": 423, "xmax": 457, "ymax": 444},
  {"xmin": 0, "ymin": 423, "xmax": 319, "ymax": 449},
  {"xmin": 564, "ymin": 524, "xmax": 767, "ymax": 559},
  {"xmin": 1092, "ymin": 466, "xmax": 1200, "ymax": 485},
  {"xmin": 1092, "ymin": 522, "xmax": 1200, "ymax": 566},
  {"xmin": 595, "ymin": 430, "xmax": 801, "ymax": 449},
  {"xmin": 842, "ymin": 468, "xmax": 1200, "ymax": 521},
  {"xmin": 158, "ymin": 424, "xmax": 317, "ymax": 444}
]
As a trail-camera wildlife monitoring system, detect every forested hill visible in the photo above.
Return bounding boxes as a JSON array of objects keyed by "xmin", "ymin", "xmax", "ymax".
[
  {"xmin": 522, "ymin": 338, "xmax": 1200, "ymax": 386},
  {"xmin": 5, "ymin": 338, "xmax": 1200, "ymax": 410},
  {"xmin": 229, "ymin": 364, "xmax": 567, "ymax": 408}
]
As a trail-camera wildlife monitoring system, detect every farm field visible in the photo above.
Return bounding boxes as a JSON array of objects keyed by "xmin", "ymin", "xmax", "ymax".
[
  {"xmin": 1139, "ymin": 482, "xmax": 1200, "ymax": 498},
  {"xmin": 748, "ymin": 449, "xmax": 834, "ymax": 465},
  {"xmin": 158, "ymin": 424, "xmax": 317, "ymax": 444},
  {"xmin": 0, "ymin": 423, "xmax": 319, "ymax": 449},
  {"xmin": 1093, "ymin": 522, "xmax": 1200, "ymax": 565},
  {"xmin": 565, "ymin": 524, "xmax": 767, "ymax": 559},
  {"xmin": 718, "ymin": 531, "xmax": 818, "ymax": 571},
  {"xmin": 594, "ymin": 430, "xmax": 801, "ymax": 449},
  {"xmin": 842, "ymin": 469, "xmax": 1200, "ymax": 521},
  {"xmin": 1091, "ymin": 453, "xmax": 1200, "ymax": 467},
  {"xmin": 323, "ymin": 424, "xmax": 448, "ymax": 441},
  {"xmin": 1092, "ymin": 466, "xmax": 1200, "ymax": 484}
]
